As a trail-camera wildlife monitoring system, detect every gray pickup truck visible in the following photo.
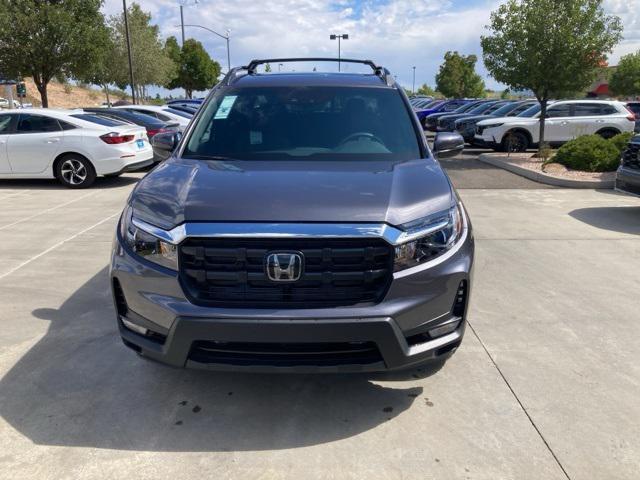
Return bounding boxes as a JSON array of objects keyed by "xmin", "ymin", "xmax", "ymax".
[{"xmin": 110, "ymin": 58, "xmax": 474, "ymax": 373}]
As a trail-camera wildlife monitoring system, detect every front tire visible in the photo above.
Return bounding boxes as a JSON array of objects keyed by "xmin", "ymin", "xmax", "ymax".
[
  {"xmin": 500, "ymin": 131, "xmax": 529, "ymax": 152},
  {"xmin": 55, "ymin": 155, "xmax": 96, "ymax": 189}
]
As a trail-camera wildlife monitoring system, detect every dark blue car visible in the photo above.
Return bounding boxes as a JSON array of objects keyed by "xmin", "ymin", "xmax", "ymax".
[
  {"xmin": 423, "ymin": 100, "xmax": 493, "ymax": 132},
  {"xmin": 414, "ymin": 99, "xmax": 473, "ymax": 127}
]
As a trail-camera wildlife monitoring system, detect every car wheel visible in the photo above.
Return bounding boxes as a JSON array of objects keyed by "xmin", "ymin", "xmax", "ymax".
[
  {"xmin": 501, "ymin": 131, "xmax": 529, "ymax": 152},
  {"xmin": 55, "ymin": 155, "xmax": 96, "ymax": 189},
  {"xmin": 596, "ymin": 129, "xmax": 619, "ymax": 140}
]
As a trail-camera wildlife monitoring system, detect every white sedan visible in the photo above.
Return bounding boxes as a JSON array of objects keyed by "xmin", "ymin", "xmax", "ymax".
[
  {"xmin": 0, "ymin": 109, "xmax": 153, "ymax": 188},
  {"xmin": 114, "ymin": 105, "xmax": 192, "ymax": 130}
]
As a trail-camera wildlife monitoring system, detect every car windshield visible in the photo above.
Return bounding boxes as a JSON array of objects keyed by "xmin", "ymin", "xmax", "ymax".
[
  {"xmin": 70, "ymin": 114, "xmax": 129, "ymax": 126},
  {"xmin": 467, "ymin": 102, "xmax": 495, "ymax": 115},
  {"xmin": 165, "ymin": 108, "xmax": 192, "ymax": 119},
  {"xmin": 518, "ymin": 104, "xmax": 542, "ymax": 117},
  {"xmin": 183, "ymin": 86, "xmax": 421, "ymax": 161},
  {"xmin": 488, "ymin": 103, "xmax": 518, "ymax": 116}
]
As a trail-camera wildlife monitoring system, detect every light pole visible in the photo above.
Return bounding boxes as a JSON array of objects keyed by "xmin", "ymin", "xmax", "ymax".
[
  {"xmin": 122, "ymin": 0, "xmax": 136, "ymax": 104},
  {"xmin": 412, "ymin": 66, "xmax": 416, "ymax": 95},
  {"xmin": 182, "ymin": 24, "xmax": 231, "ymax": 72},
  {"xmin": 329, "ymin": 33, "xmax": 349, "ymax": 71},
  {"xmin": 178, "ymin": 0, "xmax": 199, "ymax": 46}
]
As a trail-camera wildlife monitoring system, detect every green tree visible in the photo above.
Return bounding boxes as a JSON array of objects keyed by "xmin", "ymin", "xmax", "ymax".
[
  {"xmin": 264, "ymin": 63, "xmax": 272, "ymax": 73},
  {"xmin": 165, "ymin": 37, "xmax": 220, "ymax": 98},
  {"xmin": 0, "ymin": 0, "xmax": 107, "ymax": 107},
  {"xmin": 416, "ymin": 84, "xmax": 437, "ymax": 97},
  {"xmin": 435, "ymin": 52, "xmax": 485, "ymax": 98},
  {"xmin": 109, "ymin": 3, "xmax": 175, "ymax": 102},
  {"xmin": 78, "ymin": 23, "xmax": 118, "ymax": 106},
  {"xmin": 481, "ymin": 0, "xmax": 622, "ymax": 151},
  {"xmin": 609, "ymin": 51, "xmax": 640, "ymax": 97}
]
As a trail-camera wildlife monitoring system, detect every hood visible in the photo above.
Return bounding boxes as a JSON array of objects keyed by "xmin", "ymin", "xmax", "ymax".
[
  {"xmin": 456, "ymin": 114, "xmax": 493, "ymax": 124},
  {"xmin": 131, "ymin": 157, "xmax": 454, "ymax": 230},
  {"xmin": 476, "ymin": 116, "xmax": 538, "ymax": 126}
]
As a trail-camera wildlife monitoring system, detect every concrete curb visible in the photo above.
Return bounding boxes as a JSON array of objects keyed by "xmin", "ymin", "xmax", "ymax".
[{"xmin": 477, "ymin": 154, "xmax": 615, "ymax": 189}]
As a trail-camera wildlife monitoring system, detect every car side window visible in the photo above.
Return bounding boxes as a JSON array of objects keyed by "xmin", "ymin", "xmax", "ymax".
[
  {"xmin": 16, "ymin": 114, "xmax": 62, "ymax": 133},
  {"xmin": 546, "ymin": 104, "xmax": 572, "ymax": 118},
  {"xmin": 0, "ymin": 114, "xmax": 15, "ymax": 134},
  {"xmin": 155, "ymin": 112, "xmax": 172, "ymax": 121},
  {"xmin": 600, "ymin": 105, "xmax": 618, "ymax": 115},
  {"xmin": 573, "ymin": 103, "xmax": 606, "ymax": 117},
  {"xmin": 58, "ymin": 120, "xmax": 77, "ymax": 130}
]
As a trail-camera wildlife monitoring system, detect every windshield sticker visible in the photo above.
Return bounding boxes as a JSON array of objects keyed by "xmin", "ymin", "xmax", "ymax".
[
  {"xmin": 214, "ymin": 95, "xmax": 237, "ymax": 119},
  {"xmin": 250, "ymin": 130, "xmax": 263, "ymax": 145}
]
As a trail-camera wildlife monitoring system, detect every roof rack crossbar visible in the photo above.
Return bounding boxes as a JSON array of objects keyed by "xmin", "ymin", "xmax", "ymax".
[{"xmin": 244, "ymin": 57, "xmax": 381, "ymax": 74}]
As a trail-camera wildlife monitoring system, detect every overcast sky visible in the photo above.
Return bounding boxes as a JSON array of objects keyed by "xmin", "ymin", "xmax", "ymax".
[{"xmin": 102, "ymin": 0, "xmax": 640, "ymax": 96}]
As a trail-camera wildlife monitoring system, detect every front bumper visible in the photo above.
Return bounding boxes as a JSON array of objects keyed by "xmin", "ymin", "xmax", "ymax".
[
  {"xmin": 110, "ymin": 224, "xmax": 474, "ymax": 373},
  {"xmin": 616, "ymin": 165, "xmax": 640, "ymax": 196}
]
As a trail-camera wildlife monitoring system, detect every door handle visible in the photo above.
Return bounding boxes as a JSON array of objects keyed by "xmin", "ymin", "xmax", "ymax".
[
  {"xmin": 560, "ymin": 121, "xmax": 569, "ymax": 125},
  {"xmin": 595, "ymin": 119, "xmax": 605, "ymax": 123},
  {"xmin": 45, "ymin": 138, "xmax": 60, "ymax": 143}
]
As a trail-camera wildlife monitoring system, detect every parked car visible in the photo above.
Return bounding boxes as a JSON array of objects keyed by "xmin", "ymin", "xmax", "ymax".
[
  {"xmin": 625, "ymin": 102, "xmax": 640, "ymax": 133},
  {"xmin": 0, "ymin": 97, "xmax": 8, "ymax": 108},
  {"xmin": 423, "ymin": 100, "xmax": 491, "ymax": 132},
  {"xmin": 167, "ymin": 104, "xmax": 199, "ymax": 115},
  {"xmin": 114, "ymin": 105, "xmax": 192, "ymax": 130},
  {"xmin": 616, "ymin": 135, "xmax": 640, "ymax": 196},
  {"xmin": 455, "ymin": 100, "xmax": 536, "ymax": 143},
  {"xmin": 412, "ymin": 98, "xmax": 441, "ymax": 110},
  {"xmin": 415, "ymin": 99, "xmax": 473, "ymax": 127},
  {"xmin": 83, "ymin": 107, "xmax": 181, "ymax": 162},
  {"xmin": 0, "ymin": 109, "xmax": 153, "ymax": 187},
  {"xmin": 166, "ymin": 98, "xmax": 204, "ymax": 109},
  {"xmin": 436, "ymin": 101, "xmax": 512, "ymax": 132},
  {"xmin": 475, "ymin": 100, "xmax": 636, "ymax": 152},
  {"xmin": 111, "ymin": 57, "xmax": 473, "ymax": 372}
]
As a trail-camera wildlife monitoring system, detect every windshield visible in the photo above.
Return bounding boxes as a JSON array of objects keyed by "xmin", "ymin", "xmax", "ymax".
[
  {"xmin": 518, "ymin": 104, "xmax": 542, "ymax": 117},
  {"xmin": 183, "ymin": 86, "xmax": 421, "ymax": 161},
  {"xmin": 466, "ymin": 102, "xmax": 495, "ymax": 115}
]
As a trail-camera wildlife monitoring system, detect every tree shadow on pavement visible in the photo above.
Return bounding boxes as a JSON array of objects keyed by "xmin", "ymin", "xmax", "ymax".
[
  {"xmin": 0, "ymin": 267, "xmax": 428, "ymax": 452},
  {"xmin": 569, "ymin": 206, "xmax": 640, "ymax": 235}
]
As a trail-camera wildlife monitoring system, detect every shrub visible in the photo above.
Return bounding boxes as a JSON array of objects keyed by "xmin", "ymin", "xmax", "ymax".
[
  {"xmin": 554, "ymin": 135, "xmax": 620, "ymax": 172},
  {"xmin": 609, "ymin": 131, "xmax": 635, "ymax": 154}
]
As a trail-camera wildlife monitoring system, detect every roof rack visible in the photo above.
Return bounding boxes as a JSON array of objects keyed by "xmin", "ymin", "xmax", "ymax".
[{"xmin": 220, "ymin": 57, "xmax": 395, "ymax": 87}]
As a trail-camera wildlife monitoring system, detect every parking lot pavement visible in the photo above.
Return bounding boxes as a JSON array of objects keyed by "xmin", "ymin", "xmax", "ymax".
[
  {"xmin": 0, "ymin": 173, "xmax": 639, "ymax": 479},
  {"xmin": 439, "ymin": 148, "xmax": 556, "ymax": 189}
]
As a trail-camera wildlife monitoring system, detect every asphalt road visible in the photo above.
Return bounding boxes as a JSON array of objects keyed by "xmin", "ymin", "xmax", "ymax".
[{"xmin": 0, "ymin": 157, "xmax": 639, "ymax": 480}]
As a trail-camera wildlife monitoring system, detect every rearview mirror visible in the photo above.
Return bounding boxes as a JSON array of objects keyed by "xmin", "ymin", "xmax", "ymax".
[
  {"xmin": 433, "ymin": 132, "xmax": 464, "ymax": 159},
  {"xmin": 151, "ymin": 131, "xmax": 182, "ymax": 161}
]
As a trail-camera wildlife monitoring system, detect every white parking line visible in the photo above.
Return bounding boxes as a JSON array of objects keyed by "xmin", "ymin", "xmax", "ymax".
[
  {"xmin": 0, "ymin": 211, "xmax": 119, "ymax": 280},
  {"xmin": 0, "ymin": 191, "xmax": 98, "ymax": 231}
]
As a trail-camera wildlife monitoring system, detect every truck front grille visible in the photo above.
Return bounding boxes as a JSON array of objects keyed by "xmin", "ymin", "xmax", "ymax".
[
  {"xmin": 179, "ymin": 237, "xmax": 394, "ymax": 308},
  {"xmin": 622, "ymin": 143, "xmax": 640, "ymax": 169}
]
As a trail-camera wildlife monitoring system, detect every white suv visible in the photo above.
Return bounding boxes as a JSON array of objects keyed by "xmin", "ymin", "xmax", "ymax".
[{"xmin": 475, "ymin": 100, "xmax": 635, "ymax": 152}]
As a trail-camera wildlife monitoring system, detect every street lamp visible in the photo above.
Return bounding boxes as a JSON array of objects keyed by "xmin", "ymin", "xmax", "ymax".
[
  {"xmin": 329, "ymin": 33, "xmax": 349, "ymax": 72},
  {"xmin": 178, "ymin": 0, "xmax": 200, "ymax": 46},
  {"xmin": 181, "ymin": 24, "xmax": 231, "ymax": 73},
  {"xmin": 412, "ymin": 66, "xmax": 416, "ymax": 94}
]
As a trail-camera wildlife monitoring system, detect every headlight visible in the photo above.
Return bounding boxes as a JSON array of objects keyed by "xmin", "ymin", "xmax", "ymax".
[
  {"xmin": 119, "ymin": 206, "xmax": 178, "ymax": 270},
  {"xmin": 481, "ymin": 123, "xmax": 504, "ymax": 129},
  {"xmin": 394, "ymin": 204, "xmax": 464, "ymax": 272}
]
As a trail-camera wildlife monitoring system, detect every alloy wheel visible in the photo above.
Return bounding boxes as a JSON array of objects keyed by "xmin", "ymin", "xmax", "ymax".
[{"xmin": 60, "ymin": 159, "xmax": 88, "ymax": 186}]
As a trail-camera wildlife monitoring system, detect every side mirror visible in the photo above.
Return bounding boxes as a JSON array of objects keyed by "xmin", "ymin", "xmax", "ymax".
[
  {"xmin": 433, "ymin": 132, "xmax": 464, "ymax": 159},
  {"xmin": 151, "ymin": 131, "xmax": 182, "ymax": 160}
]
